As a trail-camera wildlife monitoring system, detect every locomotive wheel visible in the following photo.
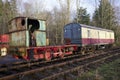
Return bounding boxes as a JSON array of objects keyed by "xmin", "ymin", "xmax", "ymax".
[
  {"xmin": 45, "ymin": 51, "xmax": 51, "ymax": 61},
  {"xmin": 60, "ymin": 52, "xmax": 64, "ymax": 59},
  {"xmin": 59, "ymin": 48, "xmax": 64, "ymax": 59}
]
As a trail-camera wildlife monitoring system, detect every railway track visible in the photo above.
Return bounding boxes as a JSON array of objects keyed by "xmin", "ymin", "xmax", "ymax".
[
  {"xmin": 32, "ymin": 49, "xmax": 120, "ymax": 80},
  {"xmin": 0, "ymin": 49, "xmax": 103, "ymax": 72},
  {"xmin": 0, "ymin": 47, "xmax": 120, "ymax": 80},
  {"xmin": 0, "ymin": 52, "xmax": 90, "ymax": 72}
]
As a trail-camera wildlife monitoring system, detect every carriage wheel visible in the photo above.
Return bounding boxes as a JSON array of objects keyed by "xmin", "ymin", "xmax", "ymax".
[
  {"xmin": 81, "ymin": 47, "xmax": 86, "ymax": 55},
  {"xmin": 91, "ymin": 46, "xmax": 96, "ymax": 52},
  {"xmin": 45, "ymin": 51, "xmax": 51, "ymax": 61}
]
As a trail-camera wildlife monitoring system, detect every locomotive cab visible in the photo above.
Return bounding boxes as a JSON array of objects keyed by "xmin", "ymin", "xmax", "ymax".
[
  {"xmin": 8, "ymin": 17, "xmax": 47, "ymax": 59},
  {"xmin": 27, "ymin": 18, "xmax": 46, "ymax": 47}
]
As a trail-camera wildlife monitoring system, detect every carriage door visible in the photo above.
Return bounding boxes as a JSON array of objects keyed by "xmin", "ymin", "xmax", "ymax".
[
  {"xmin": 98, "ymin": 31, "xmax": 100, "ymax": 44},
  {"xmin": 64, "ymin": 29, "xmax": 72, "ymax": 44}
]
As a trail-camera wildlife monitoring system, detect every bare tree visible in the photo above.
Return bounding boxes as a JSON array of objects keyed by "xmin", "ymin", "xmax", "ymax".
[
  {"xmin": 58, "ymin": 0, "xmax": 71, "ymax": 24},
  {"xmin": 0, "ymin": 0, "xmax": 17, "ymax": 34},
  {"xmin": 47, "ymin": 6, "xmax": 69, "ymax": 45},
  {"xmin": 22, "ymin": 2, "xmax": 34, "ymax": 17},
  {"xmin": 114, "ymin": 7, "xmax": 120, "ymax": 25},
  {"xmin": 21, "ymin": 0, "xmax": 48, "ymax": 20},
  {"xmin": 53, "ymin": 0, "xmax": 71, "ymax": 44}
]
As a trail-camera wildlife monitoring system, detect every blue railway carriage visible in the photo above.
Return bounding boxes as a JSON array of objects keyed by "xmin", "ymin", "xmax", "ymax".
[{"xmin": 64, "ymin": 23, "xmax": 115, "ymax": 53}]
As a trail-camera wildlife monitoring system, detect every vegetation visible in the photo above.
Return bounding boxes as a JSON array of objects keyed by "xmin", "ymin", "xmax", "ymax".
[
  {"xmin": 74, "ymin": 7, "xmax": 90, "ymax": 25},
  {"xmin": 77, "ymin": 59, "xmax": 120, "ymax": 80},
  {"xmin": 0, "ymin": 0, "xmax": 120, "ymax": 45},
  {"xmin": 92, "ymin": 0, "xmax": 120, "ymax": 45},
  {"xmin": 92, "ymin": 0, "xmax": 116, "ymax": 29},
  {"xmin": 0, "ymin": 0, "xmax": 17, "ymax": 34}
]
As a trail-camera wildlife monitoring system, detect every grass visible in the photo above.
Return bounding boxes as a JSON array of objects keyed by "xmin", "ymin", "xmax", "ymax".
[{"xmin": 77, "ymin": 59, "xmax": 120, "ymax": 80}]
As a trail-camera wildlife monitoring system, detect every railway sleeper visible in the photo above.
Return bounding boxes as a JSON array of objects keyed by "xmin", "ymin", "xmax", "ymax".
[{"xmin": 0, "ymin": 48, "xmax": 119, "ymax": 80}]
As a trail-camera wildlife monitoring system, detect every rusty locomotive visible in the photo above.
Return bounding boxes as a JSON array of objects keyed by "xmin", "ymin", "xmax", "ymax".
[{"xmin": 0, "ymin": 17, "xmax": 115, "ymax": 60}]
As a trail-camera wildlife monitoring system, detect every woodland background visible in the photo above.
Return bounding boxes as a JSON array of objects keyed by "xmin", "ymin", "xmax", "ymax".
[{"xmin": 0, "ymin": 0, "xmax": 120, "ymax": 45}]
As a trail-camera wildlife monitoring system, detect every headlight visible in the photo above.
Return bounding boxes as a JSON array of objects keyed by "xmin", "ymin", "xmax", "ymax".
[{"xmin": 1, "ymin": 47, "xmax": 7, "ymax": 57}]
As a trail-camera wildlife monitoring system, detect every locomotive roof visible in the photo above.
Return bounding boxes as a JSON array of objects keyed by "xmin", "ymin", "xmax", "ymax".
[
  {"xmin": 64, "ymin": 23, "xmax": 114, "ymax": 32},
  {"xmin": 8, "ymin": 16, "xmax": 46, "ymax": 24}
]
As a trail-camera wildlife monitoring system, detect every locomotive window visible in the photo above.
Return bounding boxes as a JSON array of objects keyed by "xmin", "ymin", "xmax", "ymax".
[
  {"xmin": 27, "ymin": 19, "xmax": 40, "ymax": 33},
  {"xmin": 64, "ymin": 30, "xmax": 66, "ymax": 32},
  {"xmin": 21, "ymin": 19, "xmax": 25, "ymax": 26}
]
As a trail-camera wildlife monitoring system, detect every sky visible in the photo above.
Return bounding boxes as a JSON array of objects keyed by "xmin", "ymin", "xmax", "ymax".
[
  {"xmin": 19, "ymin": 0, "xmax": 120, "ymax": 19},
  {"xmin": 19, "ymin": 0, "xmax": 97, "ymax": 18},
  {"xmin": 22, "ymin": 0, "xmax": 59, "ymax": 10}
]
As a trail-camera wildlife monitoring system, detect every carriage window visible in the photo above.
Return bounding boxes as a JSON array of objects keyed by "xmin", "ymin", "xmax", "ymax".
[
  {"xmin": 98, "ymin": 31, "xmax": 99, "ymax": 38},
  {"xmin": 87, "ymin": 30, "xmax": 90, "ymax": 38},
  {"xmin": 110, "ymin": 33, "xmax": 111, "ymax": 38}
]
